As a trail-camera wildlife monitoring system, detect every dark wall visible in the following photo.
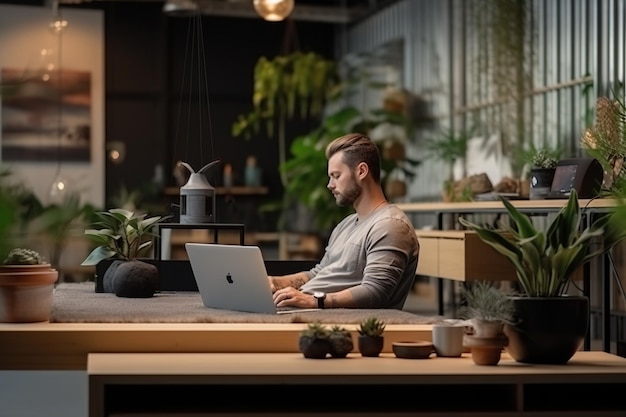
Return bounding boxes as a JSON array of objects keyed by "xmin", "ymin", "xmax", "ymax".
[{"xmin": 101, "ymin": 2, "xmax": 337, "ymax": 222}]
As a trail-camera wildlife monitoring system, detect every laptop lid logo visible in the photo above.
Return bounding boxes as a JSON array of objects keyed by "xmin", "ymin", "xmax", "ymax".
[{"xmin": 226, "ymin": 273, "xmax": 234, "ymax": 284}]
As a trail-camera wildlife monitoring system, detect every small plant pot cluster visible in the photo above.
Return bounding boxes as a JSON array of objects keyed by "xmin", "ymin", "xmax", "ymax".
[
  {"xmin": 298, "ymin": 317, "xmax": 388, "ymax": 359},
  {"xmin": 0, "ymin": 248, "xmax": 58, "ymax": 323},
  {"xmin": 298, "ymin": 322, "xmax": 354, "ymax": 359}
]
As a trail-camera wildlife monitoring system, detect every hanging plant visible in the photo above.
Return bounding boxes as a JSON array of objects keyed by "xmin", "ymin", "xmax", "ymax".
[
  {"xmin": 232, "ymin": 51, "xmax": 340, "ymax": 186},
  {"xmin": 469, "ymin": 0, "xmax": 536, "ymax": 177}
]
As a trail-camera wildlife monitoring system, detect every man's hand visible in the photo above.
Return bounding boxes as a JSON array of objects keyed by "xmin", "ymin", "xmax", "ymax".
[
  {"xmin": 268, "ymin": 276, "xmax": 277, "ymax": 293},
  {"xmin": 272, "ymin": 287, "xmax": 316, "ymax": 309}
]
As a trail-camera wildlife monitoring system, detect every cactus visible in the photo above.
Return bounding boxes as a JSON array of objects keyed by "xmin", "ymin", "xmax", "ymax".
[
  {"xmin": 299, "ymin": 322, "xmax": 330, "ymax": 340},
  {"xmin": 3, "ymin": 248, "xmax": 45, "ymax": 265}
]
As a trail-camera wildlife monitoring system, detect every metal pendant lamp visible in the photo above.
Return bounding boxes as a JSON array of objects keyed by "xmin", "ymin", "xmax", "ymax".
[
  {"xmin": 253, "ymin": 0, "xmax": 295, "ymax": 22},
  {"xmin": 178, "ymin": 161, "xmax": 220, "ymax": 224}
]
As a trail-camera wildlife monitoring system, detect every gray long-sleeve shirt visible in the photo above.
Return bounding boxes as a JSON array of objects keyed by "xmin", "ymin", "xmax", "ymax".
[{"xmin": 299, "ymin": 204, "xmax": 420, "ymax": 309}]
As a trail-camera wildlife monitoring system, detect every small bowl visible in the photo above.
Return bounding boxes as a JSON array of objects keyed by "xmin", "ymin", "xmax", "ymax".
[{"xmin": 392, "ymin": 341, "xmax": 434, "ymax": 359}]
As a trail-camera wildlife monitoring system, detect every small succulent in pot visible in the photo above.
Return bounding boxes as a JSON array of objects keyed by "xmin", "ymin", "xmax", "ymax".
[
  {"xmin": 328, "ymin": 325, "xmax": 354, "ymax": 358},
  {"xmin": 530, "ymin": 147, "xmax": 559, "ymax": 169},
  {"xmin": 0, "ymin": 247, "xmax": 58, "ymax": 323},
  {"xmin": 357, "ymin": 316, "xmax": 386, "ymax": 357},
  {"xmin": 298, "ymin": 322, "xmax": 331, "ymax": 359},
  {"xmin": 357, "ymin": 316, "xmax": 386, "ymax": 337},
  {"xmin": 459, "ymin": 281, "xmax": 516, "ymax": 337}
]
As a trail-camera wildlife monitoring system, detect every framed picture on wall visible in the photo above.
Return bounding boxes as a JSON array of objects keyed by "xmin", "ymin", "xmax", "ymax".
[{"xmin": 1, "ymin": 67, "xmax": 91, "ymax": 162}]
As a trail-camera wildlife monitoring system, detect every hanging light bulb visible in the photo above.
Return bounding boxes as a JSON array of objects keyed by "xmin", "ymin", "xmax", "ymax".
[
  {"xmin": 49, "ymin": 173, "xmax": 69, "ymax": 204},
  {"xmin": 163, "ymin": 0, "xmax": 198, "ymax": 16},
  {"xmin": 253, "ymin": 0, "xmax": 294, "ymax": 22},
  {"xmin": 49, "ymin": 0, "xmax": 68, "ymax": 34}
]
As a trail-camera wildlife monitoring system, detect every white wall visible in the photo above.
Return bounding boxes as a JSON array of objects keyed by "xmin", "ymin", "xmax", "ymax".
[{"xmin": 0, "ymin": 4, "xmax": 104, "ymax": 208}]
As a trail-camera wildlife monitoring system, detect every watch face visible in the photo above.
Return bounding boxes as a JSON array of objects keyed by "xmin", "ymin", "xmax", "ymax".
[{"xmin": 314, "ymin": 291, "xmax": 325, "ymax": 299}]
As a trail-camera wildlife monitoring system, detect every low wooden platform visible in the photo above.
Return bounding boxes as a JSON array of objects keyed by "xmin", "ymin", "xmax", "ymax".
[{"xmin": 0, "ymin": 322, "xmax": 432, "ymax": 370}]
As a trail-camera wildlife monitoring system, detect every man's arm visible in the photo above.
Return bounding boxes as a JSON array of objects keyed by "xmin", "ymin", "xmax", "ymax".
[
  {"xmin": 273, "ymin": 285, "xmax": 357, "ymax": 309},
  {"xmin": 268, "ymin": 272, "xmax": 310, "ymax": 292}
]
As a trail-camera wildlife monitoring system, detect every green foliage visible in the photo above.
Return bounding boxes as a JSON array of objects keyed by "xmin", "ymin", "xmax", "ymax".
[
  {"xmin": 357, "ymin": 316, "xmax": 386, "ymax": 337},
  {"xmin": 471, "ymin": 0, "xmax": 535, "ymax": 176},
  {"xmin": 458, "ymin": 189, "xmax": 626, "ymax": 296},
  {"xmin": 424, "ymin": 126, "xmax": 476, "ymax": 182},
  {"xmin": 0, "ymin": 183, "xmax": 18, "ymax": 261},
  {"xmin": 300, "ymin": 322, "xmax": 330, "ymax": 340},
  {"xmin": 3, "ymin": 248, "xmax": 45, "ymax": 265},
  {"xmin": 581, "ymin": 85, "xmax": 626, "ymax": 191},
  {"xmin": 30, "ymin": 193, "xmax": 96, "ymax": 269},
  {"xmin": 232, "ymin": 52, "xmax": 339, "ymax": 187},
  {"xmin": 459, "ymin": 281, "xmax": 516, "ymax": 324},
  {"xmin": 280, "ymin": 104, "xmax": 420, "ymax": 231},
  {"xmin": 0, "ymin": 168, "xmax": 45, "ymax": 236},
  {"xmin": 520, "ymin": 145, "xmax": 561, "ymax": 170},
  {"xmin": 81, "ymin": 209, "xmax": 168, "ymax": 266}
]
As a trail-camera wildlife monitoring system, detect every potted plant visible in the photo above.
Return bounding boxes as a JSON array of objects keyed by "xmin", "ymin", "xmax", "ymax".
[
  {"xmin": 356, "ymin": 316, "xmax": 386, "ymax": 357},
  {"xmin": 81, "ymin": 208, "xmax": 167, "ymax": 298},
  {"xmin": 0, "ymin": 248, "xmax": 58, "ymax": 323},
  {"xmin": 298, "ymin": 322, "xmax": 331, "ymax": 359},
  {"xmin": 424, "ymin": 126, "xmax": 475, "ymax": 202},
  {"xmin": 581, "ymin": 92, "xmax": 626, "ymax": 191},
  {"xmin": 328, "ymin": 325, "xmax": 354, "ymax": 358},
  {"xmin": 458, "ymin": 189, "xmax": 626, "ymax": 364},
  {"xmin": 232, "ymin": 51, "xmax": 339, "ymax": 187},
  {"xmin": 459, "ymin": 281, "xmax": 515, "ymax": 365},
  {"xmin": 524, "ymin": 146, "xmax": 561, "ymax": 199}
]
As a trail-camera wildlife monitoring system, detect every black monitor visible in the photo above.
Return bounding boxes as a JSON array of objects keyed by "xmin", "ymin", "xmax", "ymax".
[{"xmin": 546, "ymin": 158, "xmax": 603, "ymax": 199}]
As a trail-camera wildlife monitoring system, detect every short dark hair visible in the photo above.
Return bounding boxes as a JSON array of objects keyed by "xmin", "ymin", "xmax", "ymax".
[{"xmin": 325, "ymin": 133, "xmax": 381, "ymax": 183}]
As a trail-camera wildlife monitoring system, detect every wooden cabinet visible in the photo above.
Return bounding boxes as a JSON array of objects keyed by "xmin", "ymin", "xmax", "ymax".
[{"xmin": 415, "ymin": 230, "xmax": 518, "ymax": 281}]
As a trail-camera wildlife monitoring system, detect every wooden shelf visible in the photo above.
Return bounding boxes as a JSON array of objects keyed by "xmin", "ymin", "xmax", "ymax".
[{"xmin": 164, "ymin": 186, "xmax": 268, "ymax": 196}]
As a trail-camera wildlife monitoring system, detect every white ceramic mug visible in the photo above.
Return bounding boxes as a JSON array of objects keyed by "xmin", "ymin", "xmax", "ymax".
[{"xmin": 432, "ymin": 323, "xmax": 465, "ymax": 357}]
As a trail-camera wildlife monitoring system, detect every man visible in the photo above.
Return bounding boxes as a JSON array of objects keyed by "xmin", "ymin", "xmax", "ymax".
[{"xmin": 270, "ymin": 133, "xmax": 420, "ymax": 310}]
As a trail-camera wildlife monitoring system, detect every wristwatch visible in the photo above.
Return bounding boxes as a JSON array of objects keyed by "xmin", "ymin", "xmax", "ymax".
[{"xmin": 313, "ymin": 291, "xmax": 326, "ymax": 309}]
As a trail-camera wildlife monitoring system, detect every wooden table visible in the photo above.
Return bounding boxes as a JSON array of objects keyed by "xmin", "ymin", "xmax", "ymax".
[{"xmin": 88, "ymin": 351, "xmax": 626, "ymax": 416}]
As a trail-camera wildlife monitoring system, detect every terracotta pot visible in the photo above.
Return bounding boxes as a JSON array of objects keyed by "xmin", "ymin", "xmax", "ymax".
[
  {"xmin": 385, "ymin": 179, "xmax": 407, "ymax": 199},
  {"xmin": 471, "ymin": 319, "xmax": 504, "ymax": 338},
  {"xmin": 463, "ymin": 334, "xmax": 508, "ymax": 366},
  {"xmin": 0, "ymin": 269, "xmax": 58, "ymax": 323},
  {"xmin": 0, "ymin": 264, "xmax": 53, "ymax": 273}
]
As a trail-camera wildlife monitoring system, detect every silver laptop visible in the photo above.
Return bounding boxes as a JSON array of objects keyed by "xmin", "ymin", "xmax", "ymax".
[{"xmin": 185, "ymin": 243, "xmax": 318, "ymax": 314}]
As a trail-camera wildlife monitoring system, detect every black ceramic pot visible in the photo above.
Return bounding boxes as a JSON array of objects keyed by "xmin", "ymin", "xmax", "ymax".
[
  {"xmin": 504, "ymin": 296, "xmax": 589, "ymax": 364},
  {"xmin": 299, "ymin": 337, "xmax": 331, "ymax": 359},
  {"xmin": 358, "ymin": 335, "xmax": 384, "ymax": 357},
  {"xmin": 112, "ymin": 260, "xmax": 159, "ymax": 298},
  {"xmin": 529, "ymin": 167, "xmax": 556, "ymax": 199}
]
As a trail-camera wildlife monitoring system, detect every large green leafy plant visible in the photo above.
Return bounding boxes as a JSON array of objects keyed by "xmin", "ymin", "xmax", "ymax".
[
  {"xmin": 458, "ymin": 189, "xmax": 626, "ymax": 297},
  {"xmin": 81, "ymin": 209, "xmax": 167, "ymax": 266}
]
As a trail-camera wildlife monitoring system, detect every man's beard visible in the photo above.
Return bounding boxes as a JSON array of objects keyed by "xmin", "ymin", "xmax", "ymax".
[{"xmin": 334, "ymin": 177, "xmax": 361, "ymax": 207}]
